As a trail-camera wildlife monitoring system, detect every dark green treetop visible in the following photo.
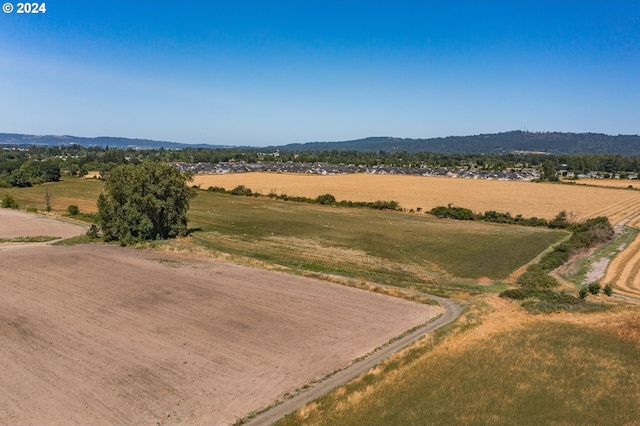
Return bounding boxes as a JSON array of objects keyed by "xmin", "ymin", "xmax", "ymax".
[{"xmin": 97, "ymin": 161, "xmax": 197, "ymax": 244}]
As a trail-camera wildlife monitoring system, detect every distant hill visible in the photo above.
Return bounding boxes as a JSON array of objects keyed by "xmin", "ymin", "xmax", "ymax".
[
  {"xmin": 0, "ymin": 133, "xmax": 228, "ymax": 150},
  {"xmin": 275, "ymin": 131, "xmax": 640, "ymax": 156},
  {"xmin": 2, "ymin": 131, "xmax": 640, "ymax": 155}
]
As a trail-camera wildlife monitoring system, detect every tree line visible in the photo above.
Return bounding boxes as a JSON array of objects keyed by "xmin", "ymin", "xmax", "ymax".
[{"xmin": 4, "ymin": 143, "xmax": 640, "ymax": 188}]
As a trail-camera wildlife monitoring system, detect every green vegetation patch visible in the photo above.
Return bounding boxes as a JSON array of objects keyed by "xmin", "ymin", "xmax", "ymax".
[
  {"xmin": 499, "ymin": 288, "xmax": 608, "ymax": 313},
  {"xmin": 189, "ymin": 191, "xmax": 566, "ymax": 287},
  {"xmin": 278, "ymin": 320, "xmax": 640, "ymax": 426}
]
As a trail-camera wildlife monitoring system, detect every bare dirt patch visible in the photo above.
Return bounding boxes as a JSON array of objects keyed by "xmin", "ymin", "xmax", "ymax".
[
  {"xmin": 0, "ymin": 209, "xmax": 88, "ymax": 240},
  {"xmin": 0, "ymin": 244, "xmax": 437, "ymax": 425}
]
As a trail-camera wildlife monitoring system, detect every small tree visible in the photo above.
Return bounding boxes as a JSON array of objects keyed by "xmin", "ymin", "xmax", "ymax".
[
  {"xmin": 97, "ymin": 162, "xmax": 197, "ymax": 244},
  {"xmin": 67, "ymin": 204, "xmax": 80, "ymax": 215},
  {"xmin": 588, "ymin": 282, "xmax": 601, "ymax": 295},
  {"xmin": 44, "ymin": 189, "xmax": 53, "ymax": 212}
]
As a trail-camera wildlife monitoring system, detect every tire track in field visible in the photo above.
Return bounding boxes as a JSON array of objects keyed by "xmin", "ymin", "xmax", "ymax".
[
  {"xmin": 591, "ymin": 194, "xmax": 640, "ymax": 224},
  {"xmin": 604, "ymin": 212, "xmax": 640, "ymax": 299}
]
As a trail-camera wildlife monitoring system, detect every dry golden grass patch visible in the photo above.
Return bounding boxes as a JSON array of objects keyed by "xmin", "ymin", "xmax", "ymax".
[
  {"xmin": 563, "ymin": 178, "xmax": 640, "ymax": 188},
  {"xmin": 193, "ymin": 173, "xmax": 637, "ymax": 221},
  {"xmin": 604, "ymin": 214, "xmax": 640, "ymax": 298},
  {"xmin": 279, "ymin": 296, "xmax": 640, "ymax": 426}
]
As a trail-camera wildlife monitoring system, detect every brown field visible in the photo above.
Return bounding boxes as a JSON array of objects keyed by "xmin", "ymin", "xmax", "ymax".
[
  {"xmin": 192, "ymin": 173, "xmax": 640, "ymax": 223},
  {"xmin": 0, "ymin": 243, "xmax": 437, "ymax": 425},
  {"xmin": 0, "ymin": 209, "xmax": 88, "ymax": 240}
]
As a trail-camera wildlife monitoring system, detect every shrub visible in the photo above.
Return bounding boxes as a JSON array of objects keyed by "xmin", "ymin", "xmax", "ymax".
[
  {"xmin": 604, "ymin": 284, "xmax": 613, "ymax": 296},
  {"xmin": 229, "ymin": 185, "xmax": 253, "ymax": 196},
  {"xmin": 86, "ymin": 224, "xmax": 99, "ymax": 239},
  {"xmin": 67, "ymin": 204, "xmax": 80, "ymax": 215},
  {"xmin": 549, "ymin": 210, "xmax": 571, "ymax": 229},
  {"xmin": 588, "ymin": 282, "xmax": 601, "ymax": 295},
  {"xmin": 207, "ymin": 186, "xmax": 227, "ymax": 193},
  {"xmin": 430, "ymin": 205, "xmax": 475, "ymax": 220},
  {"xmin": 579, "ymin": 287, "xmax": 589, "ymax": 299},
  {"xmin": 1, "ymin": 195, "xmax": 19, "ymax": 209},
  {"xmin": 315, "ymin": 193, "xmax": 336, "ymax": 205}
]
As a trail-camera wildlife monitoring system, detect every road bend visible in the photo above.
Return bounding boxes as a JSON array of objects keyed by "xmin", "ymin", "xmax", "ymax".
[{"xmin": 244, "ymin": 293, "xmax": 462, "ymax": 426}]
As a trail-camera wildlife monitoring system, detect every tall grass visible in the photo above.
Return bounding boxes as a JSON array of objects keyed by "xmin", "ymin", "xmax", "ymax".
[{"xmin": 278, "ymin": 314, "xmax": 640, "ymax": 426}]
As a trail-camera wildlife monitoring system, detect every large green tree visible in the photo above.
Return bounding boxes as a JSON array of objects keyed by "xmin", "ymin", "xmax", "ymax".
[{"xmin": 97, "ymin": 161, "xmax": 197, "ymax": 244}]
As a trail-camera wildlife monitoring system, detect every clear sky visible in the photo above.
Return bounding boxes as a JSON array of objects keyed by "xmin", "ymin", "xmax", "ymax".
[{"xmin": 1, "ymin": 1, "xmax": 639, "ymax": 146}]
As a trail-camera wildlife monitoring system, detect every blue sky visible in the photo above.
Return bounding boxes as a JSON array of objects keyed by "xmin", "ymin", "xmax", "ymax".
[{"xmin": 1, "ymin": 1, "xmax": 639, "ymax": 146}]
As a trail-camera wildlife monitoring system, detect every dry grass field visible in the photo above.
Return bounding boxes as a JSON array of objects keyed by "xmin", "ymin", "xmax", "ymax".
[
  {"xmin": 277, "ymin": 296, "xmax": 640, "ymax": 426},
  {"xmin": 603, "ymin": 213, "xmax": 640, "ymax": 298},
  {"xmin": 192, "ymin": 173, "xmax": 640, "ymax": 223},
  {"xmin": 562, "ymin": 178, "xmax": 640, "ymax": 188},
  {"xmin": 0, "ymin": 243, "xmax": 436, "ymax": 425}
]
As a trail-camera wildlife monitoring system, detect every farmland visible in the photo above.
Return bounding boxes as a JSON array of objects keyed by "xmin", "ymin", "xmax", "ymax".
[
  {"xmin": 277, "ymin": 297, "xmax": 640, "ymax": 426},
  {"xmin": 192, "ymin": 172, "xmax": 640, "ymax": 224},
  {"xmin": 3, "ymin": 173, "xmax": 640, "ymax": 425},
  {"xmin": 0, "ymin": 238, "xmax": 437, "ymax": 424}
]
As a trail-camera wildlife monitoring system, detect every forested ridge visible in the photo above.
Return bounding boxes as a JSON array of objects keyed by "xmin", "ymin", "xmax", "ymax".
[{"xmin": 3, "ymin": 130, "xmax": 640, "ymax": 156}]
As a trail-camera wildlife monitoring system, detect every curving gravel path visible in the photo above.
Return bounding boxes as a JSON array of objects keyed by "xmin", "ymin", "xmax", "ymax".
[{"xmin": 244, "ymin": 292, "xmax": 462, "ymax": 426}]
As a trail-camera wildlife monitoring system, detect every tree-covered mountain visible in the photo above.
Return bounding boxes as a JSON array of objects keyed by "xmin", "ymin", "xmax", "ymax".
[
  {"xmin": 2, "ymin": 131, "xmax": 640, "ymax": 155},
  {"xmin": 274, "ymin": 131, "xmax": 640, "ymax": 155},
  {"xmin": 0, "ymin": 133, "xmax": 228, "ymax": 150}
]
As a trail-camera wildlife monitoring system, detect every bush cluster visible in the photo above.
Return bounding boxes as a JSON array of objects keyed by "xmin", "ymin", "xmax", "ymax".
[
  {"xmin": 499, "ymin": 288, "xmax": 599, "ymax": 313},
  {"xmin": 516, "ymin": 215, "xmax": 614, "ymax": 289},
  {"xmin": 429, "ymin": 205, "xmax": 547, "ymax": 226},
  {"xmin": 500, "ymin": 288, "xmax": 583, "ymax": 305}
]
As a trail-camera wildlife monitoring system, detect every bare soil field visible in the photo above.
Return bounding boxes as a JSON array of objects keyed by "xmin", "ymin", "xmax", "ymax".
[
  {"xmin": 0, "ymin": 208, "xmax": 88, "ymax": 239},
  {"xmin": 192, "ymin": 173, "xmax": 640, "ymax": 222},
  {"xmin": 0, "ymin": 244, "xmax": 437, "ymax": 425}
]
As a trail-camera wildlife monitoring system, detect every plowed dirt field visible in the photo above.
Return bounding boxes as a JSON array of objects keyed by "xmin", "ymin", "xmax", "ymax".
[
  {"xmin": 0, "ymin": 209, "xmax": 88, "ymax": 239},
  {"xmin": 0, "ymin": 244, "xmax": 437, "ymax": 425}
]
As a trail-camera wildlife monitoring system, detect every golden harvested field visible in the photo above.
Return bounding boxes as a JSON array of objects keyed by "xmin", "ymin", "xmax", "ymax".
[
  {"xmin": 562, "ymin": 178, "xmax": 640, "ymax": 188},
  {"xmin": 603, "ymin": 213, "xmax": 640, "ymax": 298},
  {"xmin": 193, "ymin": 173, "xmax": 640, "ymax": 224}
]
